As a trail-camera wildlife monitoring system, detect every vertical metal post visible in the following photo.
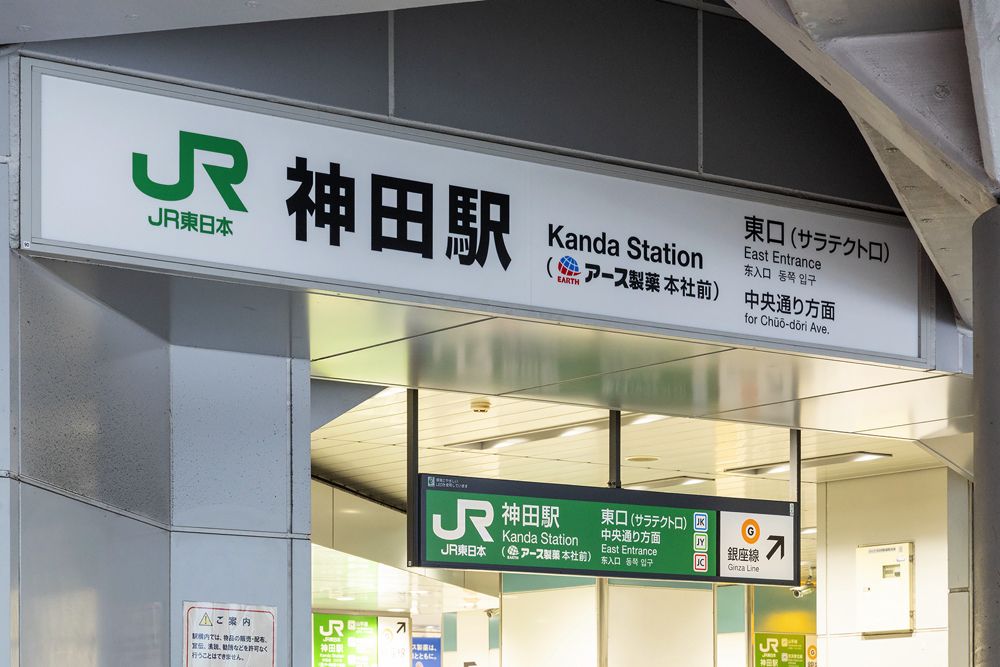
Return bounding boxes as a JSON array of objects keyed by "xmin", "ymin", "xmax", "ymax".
[
  {"xmin": 609, "ymin": 409, "xmax": 622, "ymax": 489},
  {"xmin": 598, "ymin": 409, "xmax": 622, "ymax": 666},
  {"xmin": 746, "ymin": 585, "xmax": 755, "ymax": 667},
  {"xmin": 973, "ymin": 207, "xmax": 1000, "ymax": 665},
  {"xmin": 789, "ymin": 429, "xmax": 801, "ymax": 505},
  {"xmin": 597, "ymin": 577, "xmax": 610, "ymax": 667},
  {"xmin": 406, "ymin": 388, "xmax": 418, "ymax": 567}
]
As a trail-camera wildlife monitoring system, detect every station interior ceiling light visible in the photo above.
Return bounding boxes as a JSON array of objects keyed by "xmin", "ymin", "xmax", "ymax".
[
  {"xmin": 624, "ymin": 475, "xmax": 716, "ymax": 490},
  {"xmin": 724, "ymin": 451, "xmax": 892, "ymax": 476},
  {"xmin": 443, "ymin": 413, "xmax": 666, "ymax": 451}
]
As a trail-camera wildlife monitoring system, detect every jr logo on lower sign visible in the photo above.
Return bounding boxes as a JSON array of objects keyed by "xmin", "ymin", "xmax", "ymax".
[{"xmin": 432, "ymin": 499, "xmax": 495, "ymax": 542}]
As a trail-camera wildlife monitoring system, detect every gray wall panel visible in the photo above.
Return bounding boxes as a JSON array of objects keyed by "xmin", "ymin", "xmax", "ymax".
[
  {"xmin": 29, "ymin": 14, "xmax": 390, "ymax": 115},
  {"xmin": 20, "ymin": 484, "xmax": 169, "ymax": 667},
  {"xmin": 1, "ymin": 55, "xmax": 9, "ymax": 157},
  {"xmin": 291, "ymin": 538, "xmax": 312, "ymax": 666},
  {"xmin": 19, "ymin": 2, "xmax": 899, "ymax": 208},
  {"xmin": 701, "ymin": 13, "xmax": 897, "ymax": 206},
  {"xmin": 168, "ymin": 278, "xmax": 292, "ymax": 357},
  {"xmin": 394, "ymin": 0, "xmax": 700, "ymax": 171},
  {"xmin": 169, "ymin": 532, "xmax": 293, "ymax": 667},
  {"xmin": 0, "ymin": 480, "xmax": 10, "ymax": 665},
  {"xmin": 170, "ymin": 346, "xmax": 291, "ymax": 533},
  {"xmin": 18, "ymin": 259, "xmax": 171, "ymax": 523}
]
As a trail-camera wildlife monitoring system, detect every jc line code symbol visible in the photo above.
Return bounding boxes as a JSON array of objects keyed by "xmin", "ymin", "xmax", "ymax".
[{"xmin": 741, "ymin": 519, "xmax": 761, "ymax": 544}]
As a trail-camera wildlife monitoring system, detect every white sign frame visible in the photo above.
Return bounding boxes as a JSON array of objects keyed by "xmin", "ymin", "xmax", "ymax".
[
  {"xmin": 183, "ymin": 600, "xmax": 276, "ymax": 667},
  {"xmin": 17, "ymin": 58, "xmax": 936, "ymax": 367}
]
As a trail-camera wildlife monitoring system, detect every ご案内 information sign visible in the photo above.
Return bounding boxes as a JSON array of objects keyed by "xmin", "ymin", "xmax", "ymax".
[
  {"xmin": 416, "ymin": 474, "xmax": 798, "ymax": 585},
  {"xmin": 183, "ymin": 601, "xmax": 276, "ymax": 667}
]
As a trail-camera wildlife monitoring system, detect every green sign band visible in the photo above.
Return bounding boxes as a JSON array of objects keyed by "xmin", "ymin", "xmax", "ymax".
[{"xmin": 416, "ymin": 474, "xmax": 798, "ymax": 585}]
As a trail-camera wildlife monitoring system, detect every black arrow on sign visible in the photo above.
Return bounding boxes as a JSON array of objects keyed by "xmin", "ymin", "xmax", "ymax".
[
  {"xmin": 397, "ymin": 622, "xmax": 406, "ymax": 633},
  {"xmin": 766, "ymin": 535, "xmax": 785, "ymax": 560}
]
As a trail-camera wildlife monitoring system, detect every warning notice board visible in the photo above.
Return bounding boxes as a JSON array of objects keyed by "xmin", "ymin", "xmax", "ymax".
[{"xmin": 184, "ymin": 601, "xmax": 277, "ymax": 666}]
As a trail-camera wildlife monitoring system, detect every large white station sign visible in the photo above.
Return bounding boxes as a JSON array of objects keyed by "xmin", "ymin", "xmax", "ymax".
[{"xmin": 28, "ymin": 68, "xmax": 922, "ymax": 358}]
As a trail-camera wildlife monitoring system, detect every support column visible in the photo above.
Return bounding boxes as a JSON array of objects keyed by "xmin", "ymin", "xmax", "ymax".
[{"xmin": 973, "ymin": 206, "xmax": 1000, "ymax": 666}]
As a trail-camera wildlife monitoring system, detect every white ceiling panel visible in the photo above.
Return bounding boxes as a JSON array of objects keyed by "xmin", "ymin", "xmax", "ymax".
[
  {"xmin": 312, "ymin": 317, "xmax": 728, "ymax": 396},
  {"xmin": 715, "ymin": 373, "xmax": 972, "ymax": 433},
  {"xmin": 308, "ymin": 294, "xmax": 489, "ymax": 362},
  {"xmin": 507, "ymin": 347, "xmax": 940, "ymax": 419}
]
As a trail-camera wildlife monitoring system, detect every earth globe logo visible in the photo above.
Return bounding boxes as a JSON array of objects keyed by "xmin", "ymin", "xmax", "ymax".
[{"xmin": 557, "ymin": 255, "xmax": 581, "ymax": 277}]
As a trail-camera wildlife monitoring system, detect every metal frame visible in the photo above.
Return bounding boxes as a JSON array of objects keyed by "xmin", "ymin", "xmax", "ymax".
[
  {"xmin": 16, "ymin": 57, "xmax": 935, "ymax": 369},
  {"xmin": 415, "ymin": 473, "xmax": 800, "ymax": 587},
  {"xmin": 406, "ymin": 388, "xmax": 418, "ymax": 567}
]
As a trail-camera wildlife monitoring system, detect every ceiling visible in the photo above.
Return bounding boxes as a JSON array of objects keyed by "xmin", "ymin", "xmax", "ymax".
[
  {"xmin": 307, "ymin": 291, "xmax": 973, "ymax": 477},
  {"xmin": 0, "ymin": 0, "xmax": 478, "ymax": 44}
]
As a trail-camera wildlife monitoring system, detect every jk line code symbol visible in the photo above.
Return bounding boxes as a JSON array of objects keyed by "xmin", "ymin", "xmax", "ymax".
[{"xmin": 742, "ymin": 518, "xmax": 761, "ymax": 544}]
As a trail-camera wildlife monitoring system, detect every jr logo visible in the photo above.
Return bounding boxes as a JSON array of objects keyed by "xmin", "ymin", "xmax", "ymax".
[
  {"xmin": 432, "ymin": 499, "xmax": 495, "ymax": 542},
  {"xmin": 132, "ymin": 131, "xmax": 249, "ymax": 212},
  {"xmin": 318, "ymin": 620, "xmax": 344, "ymax": 638},
  {"xmin": 759, "ymin": 638, "xmax": 779, "ymax": 653}
]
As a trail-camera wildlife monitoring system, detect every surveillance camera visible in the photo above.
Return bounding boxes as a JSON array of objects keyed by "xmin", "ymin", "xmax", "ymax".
[{"xmin": 791, "ymin": 586, "xmax": 814, "ymax": 598}]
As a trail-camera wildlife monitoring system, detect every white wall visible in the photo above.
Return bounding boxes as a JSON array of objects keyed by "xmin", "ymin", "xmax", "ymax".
[
  {"xmin": 716, "ymin": 632, "xmax": 747, "ymax": 667},
  {"xmin": 443, "ymin": 610, "xmax": 492, "ymax": 667},
  {"xmin": 817, "ymin": 468, "xmax": 970, "ymax": 666},
  {"xmin": 501, "ymin": 586, "xmax": 597, "ymax": 667},
  {"xmin": 608, "ymin": 585, "xmax": 714, "ymax": 667}
]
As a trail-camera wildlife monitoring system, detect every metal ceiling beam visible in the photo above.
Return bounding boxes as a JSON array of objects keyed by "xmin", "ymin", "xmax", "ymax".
[
  {"xmin": 0, "ymin": 0, "xmax": 482, "ymax": 44},
  {"xmin": 727, "ymin": 0, "xmax": 998, "ymax": 326},
  {"xmin": 960, "ymin": 0, "xmax": 1000, "ymax": 182}
]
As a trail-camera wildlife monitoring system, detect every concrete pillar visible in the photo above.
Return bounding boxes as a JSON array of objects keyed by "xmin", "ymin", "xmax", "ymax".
[
  {"xmin": 974, "ymin": 206, "xmax": 1000, "ymax": 665},
  {"xmin": 11, "ymin": 258, "xmax": 314, "ymax": 666}
]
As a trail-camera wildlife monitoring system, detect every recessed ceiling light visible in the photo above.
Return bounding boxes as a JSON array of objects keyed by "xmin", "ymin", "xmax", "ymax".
[
  {"xmin": 802, "ymin": 527, "xmax": 817, "ymax": 535},
  {"xmin": 626, "ymin": 475, "xmax": 714, "ymax": 490},
  {"xmin": 493, "ymin": 437, "xmax": 527, "ymax": 449},
  {"xmin": 725, "ymin": 451, "xmax": 892, "ymax": 476},
  {"xmin": 626, "ymin": 455, "xmax": 659, "ymax": 463},
  {"xmin": 561, "ymin": 426, "xmax": 596, "ymax": 438},
  {"xmin": 335, "ymin": 596, "xmax": 355, "ymax": 602},
  {"xmin": 387, "ymin": 608, "xmax": 407, "ymax": 613},
  {"xmin": 377, "ymin": 386, "xmax": 407, "ymax": 398},
  {"xmin": 340, "ymin": 508, "xmax": 361, "ymax": 515},
  {"xmin": 630, "ymin": 414, "xmax": 666, "ymax": 425}
]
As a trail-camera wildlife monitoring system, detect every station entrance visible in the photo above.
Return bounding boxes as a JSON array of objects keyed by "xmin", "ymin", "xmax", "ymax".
[
  {"xmin": 6, "ymin": 59, "xmax": 973, "ymax": 666},
  {"xmin": 304, "ymin": 290, "xmax": 970, "ymax": 667}
]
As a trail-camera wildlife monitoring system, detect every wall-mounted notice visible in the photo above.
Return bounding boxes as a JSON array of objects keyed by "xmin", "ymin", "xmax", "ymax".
[
  {"xmin": 754, "ymin": 633, "xmax": 817, "ymax": 667},
  {"xmin": 379, "ymin": 616, "xmax": 411, "ymax": 667},
  {"xmin": 183, "ymin": 601, "xmax": 276, "ymax": 667},
  {"xmin": 416, "ymin": 474, "xmax": 799, "ymax": 586},
  {"xmin": 26, "ymin": 63, "xmax": 923, "ymax": 360},
  {"xmin": 313, "ymin": 613, "xmax": 378, "ymax": 667},
  {"xmin": 412, "ymin": 637, "xmax": 441, "ymax": 667}
]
